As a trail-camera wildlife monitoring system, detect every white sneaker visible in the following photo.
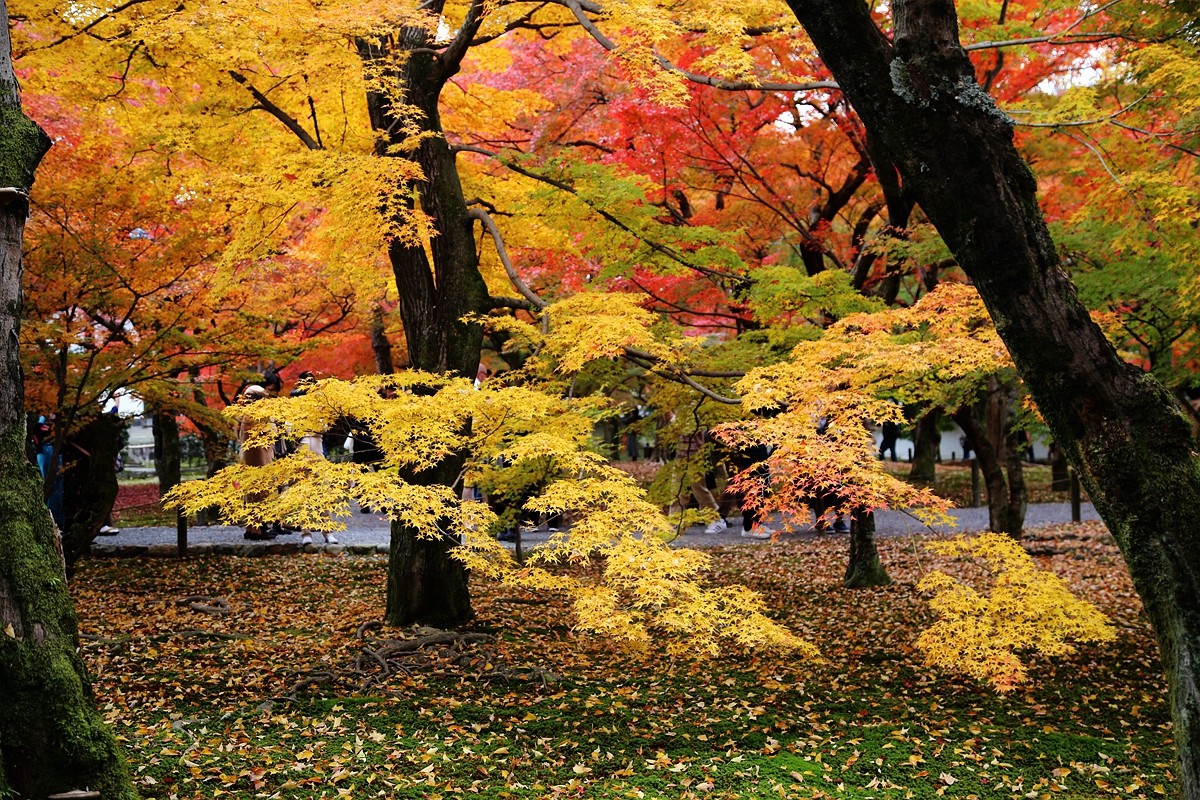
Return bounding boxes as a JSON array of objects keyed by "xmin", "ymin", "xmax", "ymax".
[
  {"xmin": 741, "ymin": 525, "xmax": 775, "ymax": 539},
  {"xmin": 324, "ymin": 534, "xmax": 339, "ymax": 545},
  {"xmin": 300, "ymin": 533, "xmax": 313, "ymax": 546},
  {"xmin": 703, "ymin": 518, "xmax": 729, "ymax": 535}
]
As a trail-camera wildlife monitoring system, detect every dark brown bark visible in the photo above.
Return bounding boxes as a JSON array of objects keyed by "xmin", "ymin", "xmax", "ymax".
[
  {"xmin": 386, "ymin": 457, "xmax": 474, "ymax": 628},
  {"xmin": 953, "ymin": 382, "xmax": 1027, "ymax": 538},
  {"xmin": 908, "ymin": 407, "xmax": 940, "ymax": 484},
  {"xmin": 783, "ymin": 0, "xmax": 1200, "ymax": 793},
  {"xmin": 152, "ymin": 409, "xmax": 182, "ymax": 497},
  {"xmin": 0, "ymin": 5, "xmax": 137, "ymax": 793},
  {"xmin": 844, "ymin": 510, "xmax": 890, "ymax": 588},
  {"xmin": 356, "ymin": 4, "xmax": 488, "ymax": 628},
  {"xmin": 59, "ymin": 413, "xmax": 123, "ymax": 570},
  {"xmin": 369, "ymin": 303, "xmax": 396, "ymax": 374},
  {"xmin": 1050, "ymin": 441, "xmax": 1070, "ymax": 491}
]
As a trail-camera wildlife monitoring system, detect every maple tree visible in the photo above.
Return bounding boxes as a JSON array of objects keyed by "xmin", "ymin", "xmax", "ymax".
[
  {"xmin": 14, "ymin": 89, "xmax": 386, "ymax": 562},
  {"xmin": 10, "ymin": 0, "xmax": 1200, "ymax": 790}
]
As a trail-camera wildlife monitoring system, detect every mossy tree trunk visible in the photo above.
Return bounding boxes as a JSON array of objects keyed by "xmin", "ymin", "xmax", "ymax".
[
  {"xmin": 357, "ymin": 3, "xmax": 489, "ymax": 628},
  {"xmin": 0, "ymin": 5, "xmax": 138, "ymax": 795},
  {"xmin": 783, "ymin": 0, "xmax": 1200, "ymax": 793},
  {"xmin": 844, "ymin": 510, "xmax": 890, "ymax": 588}
]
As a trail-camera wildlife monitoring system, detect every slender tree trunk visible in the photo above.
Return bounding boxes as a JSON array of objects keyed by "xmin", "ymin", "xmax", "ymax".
[
  {"xmin": 955, "ymin": 381, "xmax": 1027, "ymax": 537},
  {"xmin": 369, "ymin": 303, "xmax": 396, "ymax": 375},
  {"xmin": 152, "ymin": 409, "xmax": 182, "ymax": 497},
  {"xmin": 908, "ymin": 407, "xmax": 940, "ymax": 484},
  {"xmin": 844, "ymin": 510, "xmax": 890, "ymax": 588},
  {"xmin": 783, "ymin": 0, "xmax": 1200, "ymax": 792},
  {"xmin": 954, "ymin": 404, "xmax": 1007, "ymax": 524},
  {"xmin": 0, "ymin": 8, "xmax": 137, "ymax": 794},
  {"xmin": 357, "ymin": 6, "xmax": 488, "ymax": 628}
]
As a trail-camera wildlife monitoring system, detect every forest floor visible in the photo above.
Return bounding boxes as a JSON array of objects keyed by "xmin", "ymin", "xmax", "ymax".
[{"xmin": 74, "ymin": 520, "xmax": 1170, "ymax": 799}]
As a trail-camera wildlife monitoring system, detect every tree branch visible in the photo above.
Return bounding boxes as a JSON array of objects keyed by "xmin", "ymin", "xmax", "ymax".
[
  {"xmin": 553, "ymin": 0, "xmax": 838, "ymax": 94},
  {"xmin": 440, "ymin": 0, "xmax": 487, "ymax": 75},
  {"xmin": 1009, "ymin": 92, "xmax": 1149, "ymax": 128},
  {"xmin": 455, "ymin": 144, "xmax": 747, "ymax": 282},
  {"xmin": 623, "ymin": 347, "xmax": 742, "ymax": 404},
  {"xmin": 488, "ymin": 296, "xmax": 537, "ymax": 311},
  {"xmin": 228, "ymin": 70, "xmax": 323, "ymax": 151},
  {"xmin": 468, "ymin": 208, "xmax": 547, "ymax": 310}
]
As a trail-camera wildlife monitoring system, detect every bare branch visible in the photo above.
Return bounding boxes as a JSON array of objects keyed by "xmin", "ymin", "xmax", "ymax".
[
  {"xmin": 624, "ymin": 347, "xmax": 742, "ymax": 405},
  {"xmin": 228, "ymin": 70, "xmax": 323, "ymax": 151},
  {"xmin": 455, "ymin": 144, "xmax": 747, "ymax": 282},
  {"xmin": 441, "ymin": 0, "xmax": 487, "ymax": 73},
  {"xmin": 488, "ymin": 296, "xmax": 537, "ymax": 311},
  {"xmin": 468, "ymin": 208, "xmax": 547, "ymax": 310}
]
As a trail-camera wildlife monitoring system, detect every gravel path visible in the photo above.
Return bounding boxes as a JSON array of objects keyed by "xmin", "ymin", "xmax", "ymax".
[{"xmin": 95, "ymin": 501, "xmax": 1100, "ymax": 557}]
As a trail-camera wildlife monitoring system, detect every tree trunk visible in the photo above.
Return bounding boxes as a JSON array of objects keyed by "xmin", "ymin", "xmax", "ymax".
[
  {"xmin": 152, "ymin": 409, "xmax": 182, "ymax": 497},
  {"xmin": 783, "ymin": 0, "xmax": 1200, "ymax": 792},
  {"xmin": 386, "ymin": 458, "xmax": 474, "ymax": 628},
  {"xmin": 1049, "ymin": 442, "xmax": 1070, "ymax": 491},
  {"xmin": 908, "ymin": 407, "xmax": 940, "ymax": 484},
  {"xmin": 369, "ymin": 303, "xmax": 396, "ymax": 374},
  {"xmin": 59, "ymin": 413, "xmax": 123, "ymax": 570},
  {"xmin": 954, "ymin": 381, "xmax": 1027, "ymax": 538},
  {"xmin": 0, "ymin": 8, "xmax": 138, "ymax": 794},
  {"xmin": 844, "ymin": 510, "xmax": 890, "ymax": 588},
  {"xmin": 357, "ymin": 7, "xmax": 488, "ymax": 628}
]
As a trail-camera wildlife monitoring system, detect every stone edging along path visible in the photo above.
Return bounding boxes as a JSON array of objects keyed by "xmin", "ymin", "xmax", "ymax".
[{"xmin": 91, "ymin": 541, "xmax": 390, "ymax": 558}]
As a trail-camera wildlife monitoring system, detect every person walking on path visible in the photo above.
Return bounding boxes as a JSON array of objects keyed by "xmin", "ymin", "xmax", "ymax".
[
  {"xmin": 668, "ymin": 424, "xmax": 728, "ymax": 534},
  {"xmin": 879, "ymin": 420, "xmax": 900, "ymax": 462},
  {"xmin": 237, "ymin": 385, "xmax": 277, "ymax": 540}
]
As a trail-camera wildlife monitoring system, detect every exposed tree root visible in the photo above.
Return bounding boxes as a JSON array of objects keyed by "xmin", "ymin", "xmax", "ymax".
[
  {"xmin": 274, "ymin": 624, "xmax": 558, "ymax": 702},
  {"xmin": 175, "ymin": 596, "xmax": 231, "ymax": 616}
]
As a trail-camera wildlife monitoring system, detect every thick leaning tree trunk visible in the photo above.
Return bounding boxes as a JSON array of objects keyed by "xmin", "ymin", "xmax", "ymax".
[
  {"xmin": 358, "ymin": 4, "xmax": 489, "ymax": 628},
  {"xmin": 0, "ymin": 5, "xmax": 138, "ymax": 796},
  {"xmin": 784, "ymin": 0, "xmax": 1200, "ymax": 794}
]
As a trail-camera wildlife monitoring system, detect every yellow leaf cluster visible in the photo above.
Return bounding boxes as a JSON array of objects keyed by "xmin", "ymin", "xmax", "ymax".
[
  {"xmin": 916, "ymin": 534, "xmax": 1117, "ymax": 691},
  {"xmin": 460, "ymin": 459, "xmax": 813, "ymax": 657},
  {"xmin": 166, "ymin": 374, "xmax": 813, "ymax": 658},
  {"xmin": 535, "ymin": 292, "xmax": 692, "ymax": 374}
]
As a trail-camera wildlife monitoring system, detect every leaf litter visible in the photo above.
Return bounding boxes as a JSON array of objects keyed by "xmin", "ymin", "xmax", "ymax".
[{"xmin": 72, "ymin": 520, "xmax": 1172, "ymax": 799}]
